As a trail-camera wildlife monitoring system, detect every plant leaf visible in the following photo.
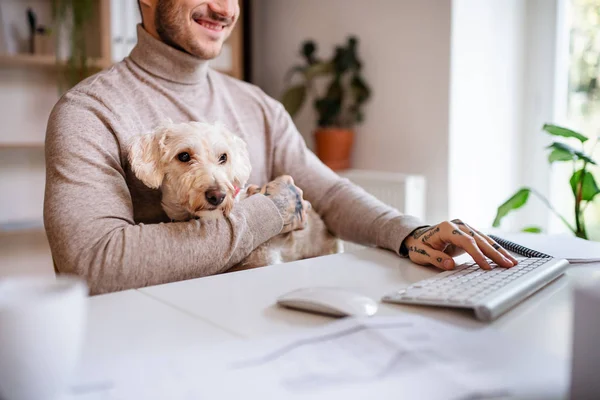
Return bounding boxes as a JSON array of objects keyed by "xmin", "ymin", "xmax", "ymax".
[
  {"xmin": 547, "ymin": 142, "xmax": 596, "ymax": 165},
  {"xmin": 314, "ymin": 98, "xmax": 340, "ymax": 127},
  {"xmin": 569, "ymin": 169, "xmax": 600, "ymax": 201},
  {"xmin": 284, "ymin": 65, "xmax": 306, "ymax": 84},
  {"xmin": 350, "ymin": 74, "xmax": 371, "ymax": 104},
  {"xmin": 493, "ymin": 188, "xmax": 531, "ymax": 227},
  {"xmin": 281, "ymin": 85, "xmax": 306, "ymax": 118},
  {"xmin": 543, "ymin": 124, "xmax": 588, "ymax": 142},
  {"xmin": 303, "ymin": 62, "xmax": 333, "ymax": 80},
  {"xmin": 301, "ymin": 40, "xmax": 317, "ymax": 64},
  {"xmin": 548, "ymin": 148, "xmax": 576, "ymax": 163},
  {"xmin": 522, "ymin": 226, "xmax": 542, "ymax": 233}
]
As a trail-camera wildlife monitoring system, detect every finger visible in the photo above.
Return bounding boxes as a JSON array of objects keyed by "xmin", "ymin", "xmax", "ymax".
[
  {"xmin": 407, "ymin": 244, "xmax": 456, "ymax": 271},
  {"xmin": 475, "ymin": 230, "xmax": 519, "ymax": 265},
  {"xmin": 245, "ymin": 185, "xmax": 260, "ymax": 196},
  {"xmin": 304, "ymin": 200, "xmax": 312, "ymax": 211},
  {"xmin": 405, "ymin": 243, "xmax": 434, "ymax": 265},
  {"xmin": 299, "ymin": 201, "xmax": 311, "ymax": 221},
  {"xmin": 442, "ymin": 224, "xmax": 492, "ymax": 270},
  {"xmin": 455, "ymin": 223, "xmax": 515, "ymax": 268},
  {"xmin": 455, "ymin": 218, "xmax": 519, "ymax": 264}
]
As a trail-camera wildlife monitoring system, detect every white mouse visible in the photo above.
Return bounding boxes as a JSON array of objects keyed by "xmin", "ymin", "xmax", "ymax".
[{"xmin": 276, "ymin": 287, "xmax": 378, "ymax": 317}]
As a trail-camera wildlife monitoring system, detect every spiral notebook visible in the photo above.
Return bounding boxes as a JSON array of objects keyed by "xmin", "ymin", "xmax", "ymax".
[{"xmin": 489, "ymin": 233, "xmax": 600, "ymax": 264}]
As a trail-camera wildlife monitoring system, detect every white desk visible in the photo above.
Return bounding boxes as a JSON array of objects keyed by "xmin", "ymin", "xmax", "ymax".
[
  {"xmin": 76, "ymin": 289, "xmax": 237, "ymax": 390},
  {"xmin": 75, "ymin": 248, "xmax": 600, "ymax": 398},
  {"xmin": 139, "ymin": 248, "xmax": 600, "ymax": 361}
]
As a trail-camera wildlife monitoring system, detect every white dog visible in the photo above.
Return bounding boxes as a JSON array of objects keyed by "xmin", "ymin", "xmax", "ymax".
[{"xmin": 128, "ymin": 121, "xmax": 341, "ymax": 270}]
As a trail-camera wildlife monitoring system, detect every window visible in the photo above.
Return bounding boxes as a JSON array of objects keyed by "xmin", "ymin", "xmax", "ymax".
[{"xmin": 551, "ymin": 0, "xmax": 600, "ymax": 239}]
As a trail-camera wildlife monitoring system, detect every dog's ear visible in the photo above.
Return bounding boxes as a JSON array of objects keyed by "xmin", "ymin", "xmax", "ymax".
[
  {"xmin": 228, "ymin": 134, "xmax": 252, "ymax": 188},
  {"xmin": 128, "ymin": 132, "xmax": 164, "ymax": 189}
]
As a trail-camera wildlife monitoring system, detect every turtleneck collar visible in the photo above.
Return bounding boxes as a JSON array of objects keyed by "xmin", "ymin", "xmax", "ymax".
[{"xmin": 129, "ymin": 25, "xmax": 209, "ymax": 85}]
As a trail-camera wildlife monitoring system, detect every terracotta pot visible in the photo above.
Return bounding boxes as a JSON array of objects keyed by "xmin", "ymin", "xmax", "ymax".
[{"xmin": 314, "ymin": 128, "xmax": 354, "ymax": 171}]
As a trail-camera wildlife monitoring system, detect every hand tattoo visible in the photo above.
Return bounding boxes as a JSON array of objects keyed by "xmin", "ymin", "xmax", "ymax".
[
  {"xmin": 289, "ymin": 184, "xmax": 304, "ymax": 221},
  {"xmin": 452, "ymin": 229, "xmax": 463, "ymax": 235},
  {"xmin": 409, "ymin": 246, "xmax": 430, "ymax": 257},
  {"xmin": 261, "ymin": 178, "xmax": 307, "ymax": 232},
  {"xmin": 411, "ymin": 226, "xmax": 435, "ymax": 240},
  {"xmin": 421, "ymin": 227, "xmax": 440, "ymax": 243}
]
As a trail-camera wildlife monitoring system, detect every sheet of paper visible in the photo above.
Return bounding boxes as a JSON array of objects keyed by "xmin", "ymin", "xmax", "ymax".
[
  {"xmin": 64, "ymin": 316, "xmax": 567, "ymax": 400},
  {"xmin": 493, "ymin": 232, "xmax": 600, "ymax": 262}
]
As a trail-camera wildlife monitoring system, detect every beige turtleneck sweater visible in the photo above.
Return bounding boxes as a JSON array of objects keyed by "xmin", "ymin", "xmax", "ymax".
[{"xmin": 43, "ymin": 26, "xmax": 424, "ymax": 295}]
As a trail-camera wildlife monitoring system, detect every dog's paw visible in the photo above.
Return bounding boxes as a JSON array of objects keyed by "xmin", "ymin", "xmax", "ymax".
[{"xmin": 245, "ymin": 184, "xmax": 261, "ymax": 197}]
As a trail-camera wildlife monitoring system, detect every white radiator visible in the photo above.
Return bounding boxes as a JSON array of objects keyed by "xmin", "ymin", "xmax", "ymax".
[{"xmin": 337, "ymin": 169, "xmax": 426, "ymax": 253}]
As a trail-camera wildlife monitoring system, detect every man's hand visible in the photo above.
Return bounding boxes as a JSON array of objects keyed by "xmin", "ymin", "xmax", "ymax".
[
  {"xmin": 247, "ymin": 175, "xmax": 311, "ymax": 234},
  {"xmin": 401, "ymin": 219, "xmax": 519, "ymax": 271}
]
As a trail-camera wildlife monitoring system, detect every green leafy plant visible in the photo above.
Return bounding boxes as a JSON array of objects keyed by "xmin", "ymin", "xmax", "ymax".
[
  {"xmin": 281, "ymin": 36, "xmax": 371, "ymax": 128},
  {"xmin": 493, "ymin": 124, "xmax": 599, "ymax": 239},
  {"xmin": 52, "ymin": 0, "xmax": 95, "ymax": 91}
]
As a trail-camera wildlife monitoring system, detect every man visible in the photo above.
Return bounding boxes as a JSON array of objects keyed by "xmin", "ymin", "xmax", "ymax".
[{"xmin": 44, "ymin": 0, "xmax": 517, "ymax": 295}]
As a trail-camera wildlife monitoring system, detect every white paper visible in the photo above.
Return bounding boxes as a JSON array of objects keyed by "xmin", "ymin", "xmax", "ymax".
[
  {"xmin": 65, "ymin": 316, "xmax": 567, "ymax": 400},
  {"xmin": 493, "ymin": 232, "xmax": 600, "ymax": 262}
]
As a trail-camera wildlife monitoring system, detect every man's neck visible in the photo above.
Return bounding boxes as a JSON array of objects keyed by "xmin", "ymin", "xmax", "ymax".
[
  {"xmin": 129, "ymin": 25, "xmax": 209, "ymax": 85},
  {"xmin": 140, "ymin": 22, "xmax": 161, "ymax": 44}
]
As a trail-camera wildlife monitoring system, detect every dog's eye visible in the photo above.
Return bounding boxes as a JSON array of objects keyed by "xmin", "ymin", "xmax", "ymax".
[
  {"xmin": 218, "ymin": 153, "xmax": 228, "ymax": 164},
  {"xmin": 177, "ymin": 152, "xmax": 191, "ymax": 162}
]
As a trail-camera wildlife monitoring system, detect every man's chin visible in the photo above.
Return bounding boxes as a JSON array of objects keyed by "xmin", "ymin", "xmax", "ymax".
[
  {"xmin": 185, "ymin": 31, "xmax": 228, "ymax": 60},
  {"xmin": 190, "ymin": 43, "xmax": 224, "ymax": 60}
]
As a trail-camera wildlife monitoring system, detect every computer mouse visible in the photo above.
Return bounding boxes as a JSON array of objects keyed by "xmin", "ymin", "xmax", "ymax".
[{"xmin": 276, "ymin": 287, "xmax": 379, "ymax": 317}]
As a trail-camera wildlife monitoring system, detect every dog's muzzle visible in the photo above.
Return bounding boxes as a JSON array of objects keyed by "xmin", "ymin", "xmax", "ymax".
[{"xmin": 205, "ymin": 188, "xmax": 226, "ymax": 206}]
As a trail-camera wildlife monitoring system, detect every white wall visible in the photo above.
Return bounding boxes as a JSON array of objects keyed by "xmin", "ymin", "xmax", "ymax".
[
  {"xmin": 449, "ymin": 0, "xmax": 526, "ymax": 229},
  {"xmin": 520, "ymin": 0, "xmax": 560, "ymax": 232},
  {"xmin": 252, "ymin": 0, "xmax": 452, "ymax": 223},
  {"xmin": 449, "ymin": 0, "xmax": 559, "ymax": 232}
]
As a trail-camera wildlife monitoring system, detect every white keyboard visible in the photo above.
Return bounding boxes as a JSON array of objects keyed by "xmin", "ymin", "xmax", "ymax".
[{"xmin": 382, "ymin": 257, "xmax": 569, "ymax": 321}]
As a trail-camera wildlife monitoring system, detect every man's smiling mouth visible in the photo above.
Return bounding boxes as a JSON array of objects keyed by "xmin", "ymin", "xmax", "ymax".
[{"xmin": 194, "ymin": 19, "xmax": 226, "ymax": 32}]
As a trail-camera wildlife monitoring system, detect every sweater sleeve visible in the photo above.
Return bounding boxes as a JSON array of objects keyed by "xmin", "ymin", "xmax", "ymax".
[
  {"xmin": 43, "ymin": 95, "xmax": 283, "ymax": 295},
  {"xmin": 268, "ymin": 102, "xmax": 425, "ymax": 254}
]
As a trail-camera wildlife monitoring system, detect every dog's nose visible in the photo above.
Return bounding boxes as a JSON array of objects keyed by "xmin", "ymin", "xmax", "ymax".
[{"xmin": 205, "ymin": 189, "xmax": 226, "ymax": 206}]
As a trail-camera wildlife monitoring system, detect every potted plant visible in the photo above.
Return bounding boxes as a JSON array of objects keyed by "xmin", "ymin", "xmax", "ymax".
[
  {"xmin": 493, "ymin": 124, "xmax": 598, "ymax": 239},
  {"xmin": 281, "ymin": 37, "xmax": 371, "ymax": 171}
]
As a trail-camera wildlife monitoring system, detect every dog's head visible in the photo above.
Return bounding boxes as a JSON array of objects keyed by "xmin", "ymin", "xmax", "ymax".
[{"xmin": 128, "ymin": 121, "xmax": 251, "ymax": 220}]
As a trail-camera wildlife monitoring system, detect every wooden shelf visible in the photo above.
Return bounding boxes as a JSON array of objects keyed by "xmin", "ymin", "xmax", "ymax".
[
  {"xmin": 0, "ymin": 54, "xmax": 110, "ymax": 70},
  {"xmin": 0, "ymin": 219, "xmax": 45, "ymax": 237}
]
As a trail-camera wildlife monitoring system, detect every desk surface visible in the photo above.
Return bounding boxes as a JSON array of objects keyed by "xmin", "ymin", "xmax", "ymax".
[
  {"xmin": 77, "ymin": 288, "xmax": 237, "ymax": 387},
  {"xmin": 81, "ymin": 248, "xmax": 600, "ymax": 396},
  {"xmin": 138, "ymin": 248, "xmax": 600, "ymax": 360}
]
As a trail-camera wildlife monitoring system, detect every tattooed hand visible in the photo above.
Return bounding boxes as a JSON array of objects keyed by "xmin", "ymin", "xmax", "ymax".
[
  {"xmin": 254, "ymin": 175, "xmax": 311, "ymax": 234},
  {"xmin": 401, "ymin": 219, "xmax": 519, "ymax": 271}
]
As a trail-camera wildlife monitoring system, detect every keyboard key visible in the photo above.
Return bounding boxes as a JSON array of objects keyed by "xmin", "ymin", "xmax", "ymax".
[{"xmin": 417, "ymin": 294, "xmax": 446, "ymax": 301}]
